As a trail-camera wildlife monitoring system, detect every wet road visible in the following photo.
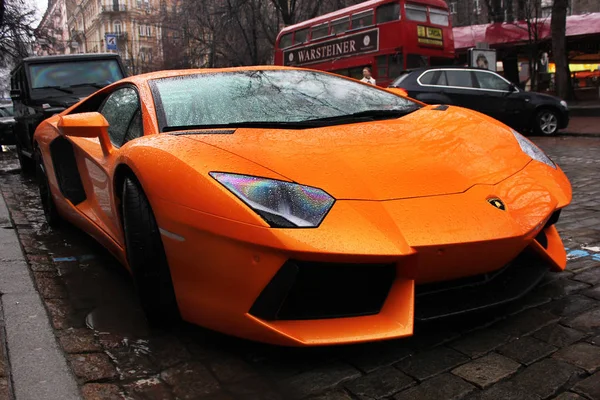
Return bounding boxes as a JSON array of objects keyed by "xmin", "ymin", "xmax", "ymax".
[{"xmin": 0, "ymin": 136, "xmax": 599, "ymax": 400}]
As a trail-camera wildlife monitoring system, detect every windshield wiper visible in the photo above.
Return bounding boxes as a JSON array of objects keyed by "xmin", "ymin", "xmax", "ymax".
[
  {"xmin": 34, "ymin": 86, "xmax": 74, "ymax": 94},
  {"xmin": 163, "ymin": 121, "xmax": 322, "ymax": 132},
  {"xmin": 304, "ymin": 108, "xmax": 419, "ymax": 123},
  {"xmin": 70, "ymin": 82, "xmax": 105, "ymax": 89}
]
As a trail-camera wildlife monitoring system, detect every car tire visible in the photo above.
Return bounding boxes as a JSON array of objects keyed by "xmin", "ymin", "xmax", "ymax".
[
  {"xmin": 121, "ymin": 176, "xmax": 181, "ymax": 327},
  {"xmin": 16, "ymin": 140, "xmax": 35, "ymax": 173},
  {"xmin": 34, "ymin": 148, "xmax": 61, "ymax": 228},
  {"xmin": 534, "ymin": 108, "xmax": 559, "ymax": 136}
]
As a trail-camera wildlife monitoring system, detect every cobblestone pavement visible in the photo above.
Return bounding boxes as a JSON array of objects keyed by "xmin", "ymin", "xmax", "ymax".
[{"xmin": 0, "ymin": 136, "xmax": 599, "ymax": 400}]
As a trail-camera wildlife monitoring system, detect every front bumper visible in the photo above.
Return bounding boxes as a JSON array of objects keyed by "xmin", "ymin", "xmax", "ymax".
[
  {"xmin": 560, "ymin": 108, "xmax": 570, "ymax": 129},
  {"xmin": 151, "ymin": 161, "xmax": 571, "ymax": 346}
]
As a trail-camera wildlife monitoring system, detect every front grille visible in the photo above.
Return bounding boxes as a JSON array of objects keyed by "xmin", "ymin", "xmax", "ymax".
[
  {"xmin": 250, "ymin": 261, "xmax": 396, "ymax": 321},
  {"xmin": 414, "ymin": 250, "xmax": 549, "ymax": 321}
]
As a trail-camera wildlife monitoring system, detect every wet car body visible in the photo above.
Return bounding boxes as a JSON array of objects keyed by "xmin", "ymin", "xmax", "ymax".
[
  {"xmin": 390, "ymin": 66, "xmax": 570, "ymax": 136},
  {"xmin": 32, "ymin": 66, "xmax": 571, "ymax": 346}
]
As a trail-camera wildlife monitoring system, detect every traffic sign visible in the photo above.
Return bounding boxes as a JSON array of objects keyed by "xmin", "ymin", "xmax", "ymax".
[{"xmin": 105, "ymin": 34, "xmax": 117, "ymax": 50}]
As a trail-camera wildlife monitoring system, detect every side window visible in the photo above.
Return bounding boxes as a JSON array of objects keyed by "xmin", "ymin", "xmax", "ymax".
[
  {"xmin": 474, "ymin": 71, "xmax": 511, "ymax": 91},
  {"xmin": 279, "ymin": 33, "xmax": 292, "ymax": 48},
  {"xmin": 419, "ymin": 71, "xmax": 436, "ymax": 84},
  {"xmin": 406, "ymin": 54, "xmax": 428, "ymax": 69},
  {"xmin": 294, "ymin": 28, "xmax": 309, "ymax": 44},
  {"xmin": 123, "ymin": 110, "xmax": 143, "ymax": 144},
  {"xmin": 351, "ymin": 10, "xmax": 374, "ymax": 28},
  {"xmin": 99, "ymin": 87, "xmax": 140, "ymax": 147},
  {"xmin": 405, "ymin": 4, "xmax": 427, "ymax": 22},
  {"xmin": 377, "ymin": 2, "xmax": 400, "ymax": 23},
  {"xmin": 445, "ymin": 71, "xmax": 473, "ymax": 88},
  {"xmin": 311, "ymin": 23, "xmax": 329, "ymax": 40},
  {"xmin": 330, "ymin": 16, "xmax": 350, "ymax": 34}
]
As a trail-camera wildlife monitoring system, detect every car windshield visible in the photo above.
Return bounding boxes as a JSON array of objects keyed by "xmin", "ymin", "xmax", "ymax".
[
  {"xmin": 150, "ymin": 70, "xmax": 420, "ymax": 131},
  {"xmin": 29, "ymin": 59, "xmax": 124, "ymax": 90}
]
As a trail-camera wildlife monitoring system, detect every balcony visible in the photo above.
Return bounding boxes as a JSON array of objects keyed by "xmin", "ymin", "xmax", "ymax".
[
  {"xmin": 102, "ymin": 3, "xmax": 127, "ymax": 12},
  {"xmin": 104, "ymin": 31, "xmax": 128, "ymax": 39}
]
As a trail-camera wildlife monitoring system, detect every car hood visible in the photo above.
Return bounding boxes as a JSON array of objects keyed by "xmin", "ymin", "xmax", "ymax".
[
  {"xmin": 184, "ymin": 106, "xmax": 532, "ymax": 200},
  {"xmin": 520, "ymin": 91, "xmax": 563, "ymax": 104}
]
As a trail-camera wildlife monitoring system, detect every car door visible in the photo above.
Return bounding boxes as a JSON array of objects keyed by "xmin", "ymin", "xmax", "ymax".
[
  {"xmin": 471, "ymin": 70, "xmax": 516, "ymax": 125},
  {"xmin": 69, "ymin": 86, "xmax": 143, "ymax": 244},
  {"xmin": 438, "ymin": 69, "xmax": 481, "ymax": 110}
]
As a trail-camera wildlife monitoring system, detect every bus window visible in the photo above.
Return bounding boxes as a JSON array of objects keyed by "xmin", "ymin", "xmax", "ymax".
[
  {"xmin": 279, "ymin": 33, "xmax": 292, "ymax": 48},
  {"xmin": 295, "ymin": 28, "xmax": 309, "ymax": 44},
  {"xmin": 349, "ymin": 66, "xmax": 366, "ymax": 80},
  {"xmin": 405, "ymin": 4, "xmax": 427, "ymax": 22},
  {"xmin": 376, "ymin": 55, "xmax": 388, "ymax": 78},
  {"xmin": 407, "ymin": 54, "xmax": 428, "ymax": 68},
  {"xmin": 430, "ymin": 57, "xmax": 454, "ymax": 66},
  {"xmin": 351, "ymin": 10, "xmax": 374, "ymax": 29},
  {"xmin": 376, "ymin": 2, "xmax": 400, "ymax": 23},
  {"xmin": 389, "ymin": 53, "xmax": 403, "ymax": 79},
  {"xmin": 429, "ymin": 8, "xmax": 449, "ymax": 26},
  {"xmin": 333, "ymin": 68, "xmax": 350, "ymax": 77},
  {"xmin": 330, "ymin": 16, "xmax": 350, "ymax": 34},
  {"xmin": 311, "ymin": 23, "xmax": 329, "ymax": 40}
]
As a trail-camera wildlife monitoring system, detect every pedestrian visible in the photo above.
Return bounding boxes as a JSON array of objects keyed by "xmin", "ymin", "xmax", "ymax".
[{"xmin": 361, "ymin": 67, "xmax": 376, "ymax": 85}]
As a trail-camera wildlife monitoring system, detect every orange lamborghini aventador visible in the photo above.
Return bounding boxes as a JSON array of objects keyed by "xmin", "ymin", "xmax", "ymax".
[{"xmin": 32, "ymin": 67, "xmax": 572, "ymax": 346}]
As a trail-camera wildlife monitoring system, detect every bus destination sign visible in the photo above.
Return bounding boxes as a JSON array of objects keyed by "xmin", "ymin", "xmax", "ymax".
[
  {"xmin": 417, "ymin": 25, "xmax": 443, "ymax": 46},
  {"xmin": 283, "ymin": 28, "xmax": 379, "ymax": 66}
]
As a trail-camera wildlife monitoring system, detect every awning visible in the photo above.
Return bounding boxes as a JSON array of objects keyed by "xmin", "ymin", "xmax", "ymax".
[{"xmin": 453, "ymin": 12, "xmax": 600, "ymax": 51}]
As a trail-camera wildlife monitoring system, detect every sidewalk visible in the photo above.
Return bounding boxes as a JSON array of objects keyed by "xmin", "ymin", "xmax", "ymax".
[
  {"xmin": 562, "ymin": 116, "xmax": 600, "ymax": 137},
  {"xmin": 0, "ymin": 188, "xmax": 80, "ymax": 399}
]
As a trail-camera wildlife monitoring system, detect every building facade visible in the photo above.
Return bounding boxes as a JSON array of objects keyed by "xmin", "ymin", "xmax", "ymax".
[
  {"xmin": 66, "ymin": 0, "xmax": 167, "ymax": 74},
  {"xmin": 34, "ymin": 0, "xmax": 72, "ymax": 55}
]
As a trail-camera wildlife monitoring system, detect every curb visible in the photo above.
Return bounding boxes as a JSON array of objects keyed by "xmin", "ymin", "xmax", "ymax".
[
  {"xmin": 559, "ymin": 132, "xmax": 600, "ymax": 138},
  {"xmin": 0, "ymin": 190, "xmax": 80, "ymax": 399}
]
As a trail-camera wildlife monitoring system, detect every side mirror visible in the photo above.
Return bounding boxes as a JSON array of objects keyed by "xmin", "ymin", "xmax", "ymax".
[
  {"xmin": 509, "ymin": 83, "xmax": 517, "ymax": 92},
  {"xmin": 10, "ymin": 89, "xmax": 21, "ymax": 100},
  {"xmin": 58, "ymin": 112, "xmax": 113, "ymax": 156}
]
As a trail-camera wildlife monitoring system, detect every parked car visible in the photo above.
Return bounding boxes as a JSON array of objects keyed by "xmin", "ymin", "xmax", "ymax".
[
  {"xmin": 33, "ymin": 67, "xmax": 571, "ymax": 345},
  {"xmin": 0, "ymin": 103, "xmax": 16, "ymax": 145},
  {"xmin": 389, "ymin": 66, "xmax": 569, "ymax": 136},
  {"xmin": 10, "ymin": 53, "xmax": 127, "ymax": 170}
]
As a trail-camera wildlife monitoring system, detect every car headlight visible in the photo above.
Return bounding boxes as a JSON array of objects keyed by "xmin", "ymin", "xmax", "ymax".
[
  {"xmin": 510, "ymin": 129, "xmax": 556, "ymax": 168},
  {"xmin": 210, "ymin": 172, "xmax": 335, "ymax": 228},
  {"xmin": 560, "ymin": 100, "xmax": 568, "ymax": 109}
]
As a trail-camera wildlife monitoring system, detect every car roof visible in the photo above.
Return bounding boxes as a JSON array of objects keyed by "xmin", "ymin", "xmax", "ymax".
[
  {"xmin": 402, "ymin": 66, "xmax": 496, "ymax": 74},
  {"xmin": 11, "ymin": 53, "xmax": 123, "ymax": 75},
  {"xmin": 21, "ymin": 53, "xmax": 121, "ymax": 63}
]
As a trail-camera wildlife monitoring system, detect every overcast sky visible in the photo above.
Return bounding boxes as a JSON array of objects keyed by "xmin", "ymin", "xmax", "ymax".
[{"xmin": 32, "ymin": 0, "xmax": 48, "ymax": 26}]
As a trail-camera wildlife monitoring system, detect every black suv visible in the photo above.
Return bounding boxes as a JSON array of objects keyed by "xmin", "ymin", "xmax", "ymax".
[
  {"xmin": 10, "ymin": 53, "xmax": 127, "ymax": 170},
  {"xmin": 390, "ymin": 66, "xmax": 569, "ymax": 136}
]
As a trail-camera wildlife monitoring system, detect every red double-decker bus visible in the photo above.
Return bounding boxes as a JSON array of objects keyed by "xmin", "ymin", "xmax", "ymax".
[{"xmin": 274, "ymin": 0, "xmax": 455, "ymax": 87}]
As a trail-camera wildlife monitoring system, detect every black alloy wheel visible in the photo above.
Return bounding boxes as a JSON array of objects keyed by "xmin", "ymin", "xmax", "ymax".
[{"xmin": 121, "ymin": 176, "xmax": 180, "ymax": 327}]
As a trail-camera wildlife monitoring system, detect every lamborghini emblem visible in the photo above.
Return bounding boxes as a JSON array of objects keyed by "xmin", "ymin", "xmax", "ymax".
[{"xmin": 487, "ymin": 198, "xmax": 506, "ymax": 211}]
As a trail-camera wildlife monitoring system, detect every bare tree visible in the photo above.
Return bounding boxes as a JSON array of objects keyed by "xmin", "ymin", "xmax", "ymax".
[
  {"xmin": 551, "ymin": 0, "xmax": 571, "ymax": 99},
  {"xmin": 0, "ymin": 0, "xmax": 38, "ymax": 66},
  {"xmin": 157, "ymin": 0, "xmax": 364, "ymax": 69}
]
